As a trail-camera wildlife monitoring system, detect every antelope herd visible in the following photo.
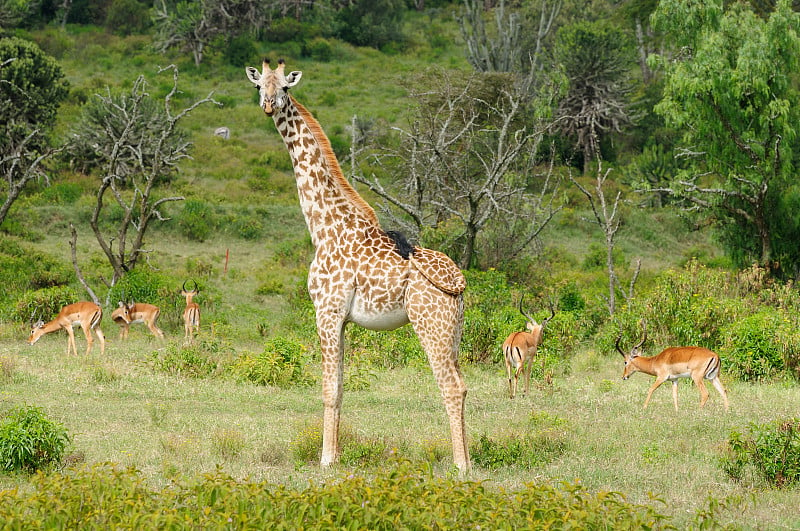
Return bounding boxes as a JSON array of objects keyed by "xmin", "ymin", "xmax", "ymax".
[
  {"xmin": 27, "ymin": 280, "xmax": 200, "ymax": 351},
  {"xmin": 25, "ymin": 287, "xmax": 729, "ymax": 410}
]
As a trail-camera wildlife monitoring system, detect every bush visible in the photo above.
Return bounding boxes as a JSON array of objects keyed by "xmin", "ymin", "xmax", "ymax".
[
  {"xmin": 721, "ymin": 309, "xmax": 787, "ymax": 382},
  {"xmin": 178, "ymin": 200, "xmax": 217, "ymax": 242},
  {"xmin": 470, "ymin": 431, "xmax": 566, "ymax": 470},
  {"xmin": 14, "ymin": 285, "xmax": 81, "ymax": 324},
  {"xmin": 105, "ymin": 0, "xmax": 150, "ymax": 35},
  {"xmin": 224, "ymin": 35, "xmax": 258, "ymax": 67},
  {"xmin": 303, "ymin": 37, "xmax": 333, "ymax": 61},
  {"xmin": 0, "ymin": 461, "xmax": 676, "ymax": 528},
  {"xmin": 228, "ymin": 337, "xmax": 314, "ymax": 388},
  {"xmin": 0, "ymin": 406, "xmax": 70, "ymax": 473},
  {"xmin": 721, "ymin": 418, "xmax": 800, "ymax": 488},
  {"xmin": 149, "ymin": 340, "xmax": 224, "ymax": 378}
]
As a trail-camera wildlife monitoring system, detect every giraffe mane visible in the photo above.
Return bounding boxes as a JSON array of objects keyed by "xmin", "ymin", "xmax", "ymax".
[{"xmin": 290, "ymin": 95, "xmax": 380, "ymax": 227}]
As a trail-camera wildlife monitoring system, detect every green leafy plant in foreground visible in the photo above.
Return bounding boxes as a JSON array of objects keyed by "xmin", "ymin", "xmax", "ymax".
[
  {"xmin": 721, "ymin": 417, "xmax": 800, "ymax": 488},
  {"xmin": 0, "ymin": 460, "xmax": 679, "ymax": 529},
  {"xmin": 0, "ymin": 406, "xmax": 70, "ymax": 473}
]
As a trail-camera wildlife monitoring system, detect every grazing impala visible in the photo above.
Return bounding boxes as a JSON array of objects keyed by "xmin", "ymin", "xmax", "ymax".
[
  {"xmin": 181, "ymin": 280, "xmax": 200, "ymax": 339},
  {"xmin": 502, "ymin": 298, "xmax": 555, "ymax": 399},
  {"xmin": 111, "ymin": 301, "xmax": 164, "ymax": 339},
  {"xmin": 616, "ymin": 322, "xmax": 729, "ymax": 411},
  {"xmin": 28, "ymin": 301, "xmax": 106, "ymax": 356}
]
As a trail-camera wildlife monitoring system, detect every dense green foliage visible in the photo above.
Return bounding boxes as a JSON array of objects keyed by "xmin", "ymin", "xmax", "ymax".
[
  {"xmin": 0, "ymin": 406, "xmax": 70, "ymax": 473},
  {"xmin": 721, "ymin": 418, "xmax": 800, "ymax": 488},
  {"xmin": 0, "ymin": 36, "xmax": 68, "ymax": 149},
  {"xmin": 651, "ymin": 0, "xmax": 800, "ymax": 271},
  {"xmin": 0, "ymin": 461, "xmax": 681, "ymax": 529}
]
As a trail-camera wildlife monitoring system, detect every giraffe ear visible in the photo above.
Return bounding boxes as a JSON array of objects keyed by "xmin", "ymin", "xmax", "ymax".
[
  {"xmin": 286, "ymin": 71, "xmax": 302, "ymax": 88},
  {"xmin": 245, "ymin": 67, "xmax": 261, "ymax": 85}
]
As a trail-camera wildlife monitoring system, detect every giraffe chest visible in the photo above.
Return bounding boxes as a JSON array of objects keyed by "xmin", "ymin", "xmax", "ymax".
[{"xmin": 308, "ymin": 242, "xmax": 412, "ymax": 331}]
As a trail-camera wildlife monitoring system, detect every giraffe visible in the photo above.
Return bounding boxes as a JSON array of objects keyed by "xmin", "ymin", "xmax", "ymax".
[{"xmin": 246, "ymin": 59, "xmax": 470, "ymax": 472}]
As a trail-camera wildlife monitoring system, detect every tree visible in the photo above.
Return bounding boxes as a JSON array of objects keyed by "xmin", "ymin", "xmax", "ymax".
[
  {"xmin": 649, "ymin": 0, "xmax": 800, "ymax": 271},
  {"xmin": 152, "ymin": 0, "xmax": 265, "ymax": 66},
  {"xmin": 554, "ymin": 20, "xmax": 637, "ymax": 172},
  {"xmin": 458, "ymin": 0, "xmax": 561, "ymax": 77},
  {"xmin": 570, "ymin": 161, "xmax": 639, "ymax": 316},
  {"xmin": 0, "ymin": 37, "xmax": 68, "ymax": 227},
  {"xmin": 350, "ymin": 69, "xmax": 562, "ymax": 269},
  {"xmin": 65, "ymin": 65, "xmax": 219, "ymax": 295}
]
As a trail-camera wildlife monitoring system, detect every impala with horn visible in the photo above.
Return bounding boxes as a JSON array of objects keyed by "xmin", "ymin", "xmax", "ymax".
[
  {"xmin": 181, "ymin": 280, "xmax": 200, "ymax": 339},
  {"xmin": 111, "ymin": 301, "xmax": 165, "ymax": 339},
  {"xmin": 28, "ymin": 301, "xmax": 106, "ymax": 356},
  {"xmin": 616, "ymin": 321, "xmax": 729, "ymax": 411},
  {"xmin": 501, "ymin": 297, "xmax": 556, "ymax": 399}
]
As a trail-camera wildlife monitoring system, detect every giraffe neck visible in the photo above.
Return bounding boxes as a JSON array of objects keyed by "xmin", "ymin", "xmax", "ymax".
[{"xmin": 273, "ymin": 95, "xmax": 378, "ymax": 247}]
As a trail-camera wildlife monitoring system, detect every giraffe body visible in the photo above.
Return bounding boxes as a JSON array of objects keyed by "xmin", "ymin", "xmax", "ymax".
[{"xmin": 246, "ymin": 60, "xmax": 470, "ymax": 472}]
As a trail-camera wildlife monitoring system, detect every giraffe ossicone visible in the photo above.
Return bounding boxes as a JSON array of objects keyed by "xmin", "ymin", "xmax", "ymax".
[{"xmin": 246, "ymin": 59, "xmax": 470, "ymax": 472}]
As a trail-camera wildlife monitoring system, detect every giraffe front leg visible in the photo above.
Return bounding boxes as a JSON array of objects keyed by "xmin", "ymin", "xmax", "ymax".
[{"xmin": 317, "ymin": 314, "xmax": 345, "ymax": 468}]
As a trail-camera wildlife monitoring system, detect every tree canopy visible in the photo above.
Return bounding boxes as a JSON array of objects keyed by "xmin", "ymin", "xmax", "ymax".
[{"xmin": 650, "ymin": 0, "xmax": 800, "ymax": 273}]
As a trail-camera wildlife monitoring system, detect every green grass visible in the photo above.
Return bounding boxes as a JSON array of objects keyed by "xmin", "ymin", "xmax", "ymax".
[
  {"xmin": 2, "ymin": 19, "xmax": 794, "ymax": 529},
  {"xmin": 1, "ymin": 335, "xmax": 799, "ymax": 528}
]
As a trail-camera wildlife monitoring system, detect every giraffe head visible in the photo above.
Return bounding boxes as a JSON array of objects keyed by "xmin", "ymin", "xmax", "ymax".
[{"xmin": 246, "ymin": 59, "xmax": 302, "ymax": 116}]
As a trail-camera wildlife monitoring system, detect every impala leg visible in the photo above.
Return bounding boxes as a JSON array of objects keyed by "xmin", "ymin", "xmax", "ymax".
[
  {"xmin": 644, "ymin": 376, "xmax": 667, "ymax": 409},
  {"xmin": 95, "ymin": 326, "xmax": 105, "ymax": 355},
  {"xmin": 79, "ymin": 322, "xmax": 93, "ymax": 355},
  {"xmin": 65, "ymin": 326, "xmax": 77, "ymax": 356},
  {"xmin": 711, "ymin": 377, "xmax": 729, "ymax": 411},
  {"xmin": 693, "ymin": 373, "xmax": 710, "ymax": 408},
  {"xmin": 671, "ymin": 381, "xmax": 679, "ymax": 411},
  {"xmin": 505, "ymin": 354, "xmax": 514, "ymax": 399},
  {"xmin": 523, "ymin": 355, "xmax": 532, "ymax": 397}
]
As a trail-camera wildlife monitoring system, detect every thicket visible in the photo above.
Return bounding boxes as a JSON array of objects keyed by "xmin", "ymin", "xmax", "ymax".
[
  {"xmin": 598, "ymin": 260, "xmax": 800, "ymax": 382},
  {"xmin": 0, "ymin": 405, "xmax": 70, "ymax": 473},
  {"xmin": 721, "ymin": 418, "xmax": 800, "ymax": 489},
  {"xmin": 0, "ymin": 460, "xmax": 704, "ymax": 529}
]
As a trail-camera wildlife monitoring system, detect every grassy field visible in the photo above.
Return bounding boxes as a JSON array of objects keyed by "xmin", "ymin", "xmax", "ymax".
[
  {"xmin": 2, "ymin": 19, "xmax": 798, "ymax": 529},
  {"xmin": 1, "ymin": 332, "xmax": 799, "ymax": 528}
]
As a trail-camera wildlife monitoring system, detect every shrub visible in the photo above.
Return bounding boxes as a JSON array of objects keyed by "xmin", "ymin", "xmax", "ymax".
[
  {"xmin": 105, "ymin": 0, "xmax": 150, "ymax": 35},
  {"xmin": 39, "ymin": 183, "xmax": 83, "ymax": 204},
  {"xmin": 470, "ymin": 431, "xmax": 566, "ymax": 470},
  {"xmin": 178, "ymin": 200, "xmax": 217, "ymax": 242},
  {"xmin": 223, "ymin": 35, "xmax": 258, "ymax": 67},
  {"xmin": 0, "ymin": 461, "xmax": 675, "ymax": 528},
  {"xmin": 303, "ymin": 37, "xmax": 333, "ymax": 61},
  {"xmin": 721, "ymin": 418, "xmax": 800, "ymax": 488},
  {"xmin": 14, "ymin": 285, "xmax": 80, "ymax": 324},
  {"xmin": 228, "ymin": 337, "xmax": 314, "ymax": 388},
  {"xmin": 211, "ymin": 429, "xmax": 247, "ymax": 460},
  {"xmin": 721, "ymin": 309, "xmax": 787, "ymax": 381},
  {"xmin": 148, "ymin": 340, "xmax": 224, "ymax": 378},
  {"xmin": 0, "ymin": 406, "xmax": 70, "ymax": 473},
  {"xmin": 107, "ymin": 268, "xmax": 171, "ymax": 308}
]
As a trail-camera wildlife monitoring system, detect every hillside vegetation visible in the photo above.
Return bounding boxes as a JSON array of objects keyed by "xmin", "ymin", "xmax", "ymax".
[{"xmin": 0, "ymin": 6, "xmax": 799, "ymax": 529}]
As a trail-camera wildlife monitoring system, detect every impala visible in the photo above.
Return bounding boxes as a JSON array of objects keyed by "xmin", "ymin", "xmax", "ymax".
[
  {"xmin": 502, "ymin": 298, "xmax": 555, "ymax": 399},
  {"xmin": 616, "ymin": 322, "xmax": 729, "ymax": 411},
  {"xmin": 181, "ymin": 280, "xmax": 200, "ymax": 339},
  {"xmin": 28, "ymin": 301, "xmax": 106, "ymax": 356},
  {"xmin": 111, "ymin": 301, "xmax": 165, "ymax": 339}
]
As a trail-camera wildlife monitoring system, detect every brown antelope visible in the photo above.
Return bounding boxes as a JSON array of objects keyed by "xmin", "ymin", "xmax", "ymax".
[
  {"xmin": 111, "ymin": 301, "xmax": 164, "ymax": 339},
  {"xmin": 181, "ymin": 280, "xmax": 200, "ymax": 339},
  {"xmin": 502, "ymin": 298, "xmax": 555, "ymax": 399},
  {"xmin": 616, "ymin": 322, "xmax": 729, "ymax": 411},
  {"xmin": 28, "ymin": 301, "xmax": 106, "ymax": 356}
]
